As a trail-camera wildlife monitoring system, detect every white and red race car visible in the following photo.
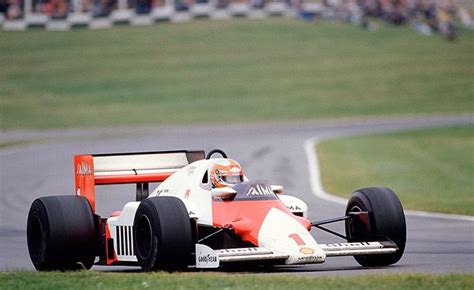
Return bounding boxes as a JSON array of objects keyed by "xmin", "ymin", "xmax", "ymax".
[{"xmin": 27, "ymin": 149, "xmax": 406, "ymax": 271}]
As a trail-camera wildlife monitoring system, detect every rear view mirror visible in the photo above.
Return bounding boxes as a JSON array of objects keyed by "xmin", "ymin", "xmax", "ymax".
[
  {"xmin": 211, "ymin": 187, "xmax": 237, "ymax": 200},
  {"xmin": 271, "ymin": 185, "xmax": 283, "ymax": 194}
]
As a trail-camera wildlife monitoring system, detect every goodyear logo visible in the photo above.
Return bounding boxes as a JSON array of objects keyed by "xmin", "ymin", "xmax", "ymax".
[
  {"xmin": 299, "ymin": 247, "xmax": 315, "ymax": 255},
  {"xmin": 198, "ymin": 254, "xmax": 217, "ymax": 263}
]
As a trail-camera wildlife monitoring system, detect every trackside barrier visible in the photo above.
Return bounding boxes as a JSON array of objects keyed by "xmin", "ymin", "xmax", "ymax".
[{"xmin": 2, "ymin": 0, "xmax": 307, "ymax": 31}]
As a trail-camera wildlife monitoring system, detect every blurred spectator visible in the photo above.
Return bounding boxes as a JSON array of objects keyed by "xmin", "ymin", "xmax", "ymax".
[
  {"xmin": 339, "ymin": 0, "xmax": 362, "ymax": 24},
  {"xmin": 5, "ymin": 0, "xmax": 22, "ymax": 19},
  {"xmin": 92, "ymin": 0, "xmax": 115, "ymax": 17},
  {"xmin": 322, "ymin": 0, "xmax": 338, "ymax": 19},
  {"xmin": 215, "ymin": 0, "xmax": 229, "ymax": 9},
  {"xmin": 71, "ymin": 0, "xmax": 93, "ymax": 12},
  {"xmin": 458, "ymin": 4, "xmax": 473, "ymax": 28},
  {"xmin": 389, "ymin": 0, "xmax": 408, "ymax": 24},
  {"xmin": 133, "ymin": 0, "xmax": 152, "ymax": 13},
  {"xmin": 48, "ymin": 0, "xmax": 69, "ymax": 19},
  {"xmin": 437, "ymin": 0, "xmax": 456, "ymax": 40},
  {"xmin": 288, "ymin": 0, "xmax": 319, "ymax": 21},
  {"xmin": 175, "ymin": 0, "xmax": 192, "ymax": 11},
  {"xmin": 250, "ymin": 0, "xmax": 265, "ymax": 9},
  {"xmin": 0, "ymin": 0, "xmax": 10, "ymax": 17},
  {"xmin": 416, "ymin": 0, "xmax": 437, "ymax": 29},
  {"xmin": 312, "ymin": 0, "xmax": 465, "ymax": 40},
  {"xmin": 152, "ymin": 0, "xmax": 165, "ymax": 7}
]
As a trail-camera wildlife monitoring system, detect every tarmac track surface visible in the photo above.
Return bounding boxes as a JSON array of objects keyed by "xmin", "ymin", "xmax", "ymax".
[{"xmin": 1, "ymin": 115, "xmax": 473, "ymax": 275}]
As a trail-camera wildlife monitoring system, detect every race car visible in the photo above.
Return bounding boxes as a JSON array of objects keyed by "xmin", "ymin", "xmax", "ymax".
[{"xmin": 26, "ymin": 149, "xmax": 406, "ymax": 271}]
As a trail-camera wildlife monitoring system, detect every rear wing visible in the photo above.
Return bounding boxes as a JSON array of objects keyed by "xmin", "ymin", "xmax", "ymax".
[{"xmin": 74, "ymin": 150, "xmax": 205, "ymax": 212}]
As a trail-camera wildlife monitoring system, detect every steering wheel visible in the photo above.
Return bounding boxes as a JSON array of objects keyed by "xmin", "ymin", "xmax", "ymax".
[{"xmin": 206, "ymin": 149, "xmax": 228, "ymax": 159}]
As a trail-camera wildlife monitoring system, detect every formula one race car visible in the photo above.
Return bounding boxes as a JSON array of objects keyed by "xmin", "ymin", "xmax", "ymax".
[{"xmin": 27, "ymin": 149, "xmax": 406, "ymax": 271}]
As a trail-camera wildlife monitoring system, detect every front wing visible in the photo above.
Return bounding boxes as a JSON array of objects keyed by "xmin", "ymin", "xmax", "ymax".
[{"xmin": 195, "ymin": 241, "xmax": 398, "ymax": 268}]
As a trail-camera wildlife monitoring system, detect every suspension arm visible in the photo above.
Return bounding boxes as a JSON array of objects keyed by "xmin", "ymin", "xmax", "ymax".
[{"xmin": 310, "ymin": 211, "xmax": 369, "ymax": 240}]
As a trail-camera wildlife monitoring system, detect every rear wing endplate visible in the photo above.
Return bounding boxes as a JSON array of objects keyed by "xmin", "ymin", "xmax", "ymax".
[{"xmin": 74, "ymin": 150, "xmax": 205, "ymax": 211}]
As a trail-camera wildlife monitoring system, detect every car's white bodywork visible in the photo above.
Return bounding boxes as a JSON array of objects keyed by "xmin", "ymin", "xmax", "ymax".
[{"xmin": 105, "ymin": 158, "xmax": 397, "ymax": 268}]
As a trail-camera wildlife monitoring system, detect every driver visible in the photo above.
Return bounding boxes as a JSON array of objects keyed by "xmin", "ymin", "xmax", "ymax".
[{"xmin": 210, "ymin": 159, "xmax": 244, "ymax": 188}]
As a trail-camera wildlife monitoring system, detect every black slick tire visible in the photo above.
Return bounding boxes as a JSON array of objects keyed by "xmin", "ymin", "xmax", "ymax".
[
  {"xmin": 345, "ymin": 187, "xmax": 406, "ymax": 267},
  {"xmin": 26, "ymin": 195, "xmax": 97, "ymax": 271},
  {"xmin": 133, "ymin": 196, "xmax": 192, "ymax": 271}
]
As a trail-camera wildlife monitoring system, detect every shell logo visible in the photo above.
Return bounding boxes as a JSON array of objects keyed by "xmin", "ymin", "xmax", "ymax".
[{"xmin": 299, "ymin": 247, "xmax": 315, "ymax": 255}]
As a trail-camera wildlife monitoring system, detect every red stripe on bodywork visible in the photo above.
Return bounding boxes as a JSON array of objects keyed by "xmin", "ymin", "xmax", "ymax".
[
  {"xmin": 105, "ymin": 221, "xmax": 118, "ymax": 265},
  {"xmin": 288, "ymin": 233, "xmax": 306, "ymax": 246},
  {"xmin": 94, "ymin": 172, "xmax": 174, "ymax": 185},
  {"xmin": 212, "ymin": 199, "xmax": 311, "ymax": 246}
]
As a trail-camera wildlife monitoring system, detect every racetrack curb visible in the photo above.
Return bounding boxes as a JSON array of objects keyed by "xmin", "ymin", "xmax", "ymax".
[{"xmin": 304, "ymin": 137, "xmax": 474, "ymax": 222}]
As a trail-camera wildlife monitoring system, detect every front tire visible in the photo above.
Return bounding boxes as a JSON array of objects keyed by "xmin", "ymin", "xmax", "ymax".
[
  {"xmin": 133, "ymin": 196, "xmax": 193, "ymax": 271},
  {"xmin": 26, "ymin": 195, "xmax": 97, "ymax": 271},
  {"xmin": 345, "ymin": 187, "xmax": 406, "ymax": 267}
]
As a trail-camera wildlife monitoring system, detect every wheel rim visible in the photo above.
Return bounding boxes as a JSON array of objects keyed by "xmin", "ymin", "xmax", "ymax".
[
  {"xmin": 135, "ymin": 214, "xmax": 153, "ymax": 259},
  {"xmin": 347, "ymin": 205, "xmax": 370, "ymax": 242},
  {"xmin": 28, "ymin": 215, "xmax": 46, "ymax": 261},
  {"xmin": 350, "ymin": 205, "xmax": 362, "ymax": 213}
]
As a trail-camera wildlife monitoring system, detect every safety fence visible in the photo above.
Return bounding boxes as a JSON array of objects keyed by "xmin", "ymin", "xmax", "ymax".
[
  {"xmin": 2, "ymin": 0, "xmax": 473, "ymax": 31},
  {"xmin": 1, "ymin": 0, "xmax": 325, "ymax": 31}
]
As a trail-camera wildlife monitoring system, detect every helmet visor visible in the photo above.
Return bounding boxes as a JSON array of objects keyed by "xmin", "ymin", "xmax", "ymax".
[{"xmin": 223, "ymin": 175, "xmax": 243, "ymax": 184}]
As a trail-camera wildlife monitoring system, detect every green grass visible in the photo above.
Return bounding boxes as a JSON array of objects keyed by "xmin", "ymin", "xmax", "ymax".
[
  {"xmin": 1, "ymin": 19, "xmax": 473, "ymax": 129},
  {"xmin": 317, "ymin": 125, "xmax": 474, "ymax": 215},
  {"xmin": 0, "ymin": 271, "xmax": 472, "ymax": 290}
]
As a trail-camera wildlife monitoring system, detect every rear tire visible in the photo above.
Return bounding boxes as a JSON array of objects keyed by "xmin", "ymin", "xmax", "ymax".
[
  {"xmin": 27, "ymin": 195, "xmax": 97, "ymax": 271},
  {"xmin": 345, "ymin": 187, "xmax": 406, "ymax": 267},
  {"xmin": 133, "ymin": 196, "xmax": 192, "ymax": 271}
]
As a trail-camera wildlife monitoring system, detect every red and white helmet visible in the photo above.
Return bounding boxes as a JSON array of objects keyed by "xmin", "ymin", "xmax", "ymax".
[{"xmin": 210, "ymin": 159, "xmax": 244, "ymax": 188}]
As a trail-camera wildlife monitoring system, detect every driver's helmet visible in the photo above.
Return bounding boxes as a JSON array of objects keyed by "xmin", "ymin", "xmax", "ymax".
[{"xmin": 210, "ymin": 159, "xmax": 244, "ymax": 188}]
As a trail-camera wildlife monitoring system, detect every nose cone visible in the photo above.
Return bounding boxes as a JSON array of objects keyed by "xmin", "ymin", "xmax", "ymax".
[{"xmin": 257, "ymin": 208, "xmax": 326, "ymax": 264}]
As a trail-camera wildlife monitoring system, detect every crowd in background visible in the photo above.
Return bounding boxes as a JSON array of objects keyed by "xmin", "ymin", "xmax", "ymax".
[
  {"xmin": 316, "ymin": 0, "xmax": 462, "ymax": 40},
  {"xmin": 1, "ymin": 0, "xmax": 472, "ymax": 40},
  {"xmin": 318, "ymin": 0, "xmax": 460, "ymax": 40}
]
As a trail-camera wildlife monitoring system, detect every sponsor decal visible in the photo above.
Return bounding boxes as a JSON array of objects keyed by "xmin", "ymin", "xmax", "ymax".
[
  {"xmin": 187, "ymin": 166, "xmax": 197, "ymax": 176},
  {"xmin": 246, "ymin": 184, "xmax": 274, "ymax": 196},
  {"xmin": 287, "ymin": 205, "xmax": 302, "ymax": 211},
  {"xmin": 297, "ymin": 255, "xmax": 323, "ymax": 263},
  {"xmin": 184, "ymin": 189, "xmax": 191, "ymax": 199},
  {"xmin": 156, "ymin": 189, "xmax": 170, "ymax": 195},
  {"xmin": 198, "ymin": 254, "xmax": 218, "ymax": 263},
  {"xmin": 77, "ymin": 162, "xmax": 92, "ymax": 175},
  {"xmin": 289, "ymin": 233, "xmax": 306, "ymax": 246},
  {"xmin": 300, "ymin": 247, "xmax": 315, "ymax": 255},
  {"xmin": 195, "ymin": 244, "xmax": 219, "ymax": 268}
]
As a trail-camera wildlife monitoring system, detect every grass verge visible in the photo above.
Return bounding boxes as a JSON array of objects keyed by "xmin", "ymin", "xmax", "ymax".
[
  {"xmin": 1, "ymin": 19, "xmax": 473, "ymax": 129},
  {"xmin": 0, "ymin": 271, "xmax": 473, "ymax": 290},
  {"xmin": 317, "ymin": 125, "xmax": 474, "ymax": 215}
]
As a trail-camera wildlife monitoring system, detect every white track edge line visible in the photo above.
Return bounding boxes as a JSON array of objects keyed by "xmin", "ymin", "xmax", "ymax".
[{"xmin": 304, "ymin": 137, "xmax": 474, "ymax": 222}]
